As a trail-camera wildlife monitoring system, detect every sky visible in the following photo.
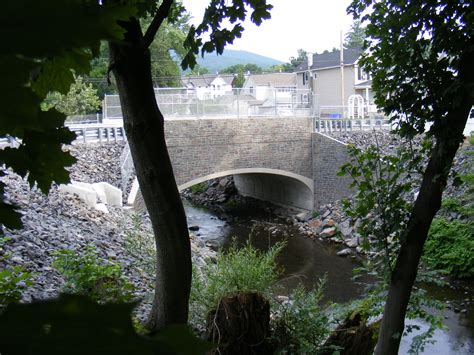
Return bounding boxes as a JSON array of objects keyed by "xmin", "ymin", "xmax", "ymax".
[{"xmin": 181, "ymin": 0, "xmax": 355, "ymax": 62}]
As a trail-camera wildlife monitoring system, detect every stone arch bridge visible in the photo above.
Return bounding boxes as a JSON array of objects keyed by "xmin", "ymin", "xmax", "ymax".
[{"xmin": 125, "ymin": 116, "xmax": 352, "ymax": 210}]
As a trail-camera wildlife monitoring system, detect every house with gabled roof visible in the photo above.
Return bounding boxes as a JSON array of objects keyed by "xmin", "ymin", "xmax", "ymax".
[
  {"xmin": 181, "ymin": 74, "xmax": 236, "ymax": 99},
  {"xmin": 295, "ymin": 48, "xmax": 375, "ymax": 118}
]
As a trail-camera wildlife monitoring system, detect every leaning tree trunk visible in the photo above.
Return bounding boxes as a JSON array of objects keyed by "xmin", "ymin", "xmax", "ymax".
[
  {"xmin": 375, "ymin": 49, "xmax": 474, "ymax": 355},
  {"xmin": 109, "ymin": 18, "xmax": 191, "ymax": 330}
]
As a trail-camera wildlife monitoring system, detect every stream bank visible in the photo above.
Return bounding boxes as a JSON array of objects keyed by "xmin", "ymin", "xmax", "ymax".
[{"xmin": 183, "ymin": 176, "xmax": 474, "ymax": 354}]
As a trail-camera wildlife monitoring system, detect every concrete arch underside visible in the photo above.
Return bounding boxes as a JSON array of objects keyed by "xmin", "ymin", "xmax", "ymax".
[{"xmin": 179, "ymin": 168, "xmax": 314, "ymax": 211}]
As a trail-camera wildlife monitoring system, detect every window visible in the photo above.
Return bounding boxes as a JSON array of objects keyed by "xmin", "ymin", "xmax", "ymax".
[
  {"xmin": 303, "ymin": 72, "xmax": 309, "ymax": 85},
  {"xmin": 357, "ymin": 67, "xmax": 371, "ymax": 81},
  {"xmin": 249, "ymin": 86, "xmax": 254, "ymax": 94},
  {"xmin": 276, "ymin": 86, "xmax": 296, "ymax": 93}
]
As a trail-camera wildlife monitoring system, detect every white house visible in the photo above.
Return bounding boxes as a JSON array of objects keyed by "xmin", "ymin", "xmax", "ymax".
[{"xmin": 181, "ymin": 74, "xmax": 235, "ymax": 100}]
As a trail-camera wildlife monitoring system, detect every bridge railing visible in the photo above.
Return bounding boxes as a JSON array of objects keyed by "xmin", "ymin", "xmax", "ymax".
[
  {"xmin": 67, "ymin": 123, "xmax": 126, "ymax": 144},
  {"xmin": 103, "ymin": 87, "xmax": 313, "ymax": 121},
  {"xmin": 314, "ymin": 118, "xmax": 393, "ymax": 133}
]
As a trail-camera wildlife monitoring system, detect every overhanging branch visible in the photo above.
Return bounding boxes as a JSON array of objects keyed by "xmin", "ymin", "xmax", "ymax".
[{"xmin": 141, "ymin": 0, "xmax": 174, "ymax": 50}]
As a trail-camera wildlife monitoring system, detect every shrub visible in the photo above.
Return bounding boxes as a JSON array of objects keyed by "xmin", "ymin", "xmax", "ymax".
[
  {"xmin": 123, "ymin": 213, "xmax": 156, "ymax": 278},
  {"xmin": 190, "ymin": 239, "xmax": 284, "ymax": 326},
  {"xmin": 272, "ymin": 279, "xmax": 331, "ymax": 354},
  {"xmin": 0, "ymin": 237, "xmax": 32, "ymax": 309},
  {"xmin": 52, "ymin": 244, "xmax": 135, "ymax": 303},
  {"xmin": 423, "ymin": 218, "xmax": 474, "ymax": 278}
]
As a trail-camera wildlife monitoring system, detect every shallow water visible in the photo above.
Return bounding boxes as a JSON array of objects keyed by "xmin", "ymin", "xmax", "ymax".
[{"xmin": 184, "ymin": 200, "xmax": 474, "ymax": 354}]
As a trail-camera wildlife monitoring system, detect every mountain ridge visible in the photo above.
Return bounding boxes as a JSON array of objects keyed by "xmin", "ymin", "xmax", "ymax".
[{"xmin": 193, "ymin": 49, "xmax": 283, "ymax": 73}]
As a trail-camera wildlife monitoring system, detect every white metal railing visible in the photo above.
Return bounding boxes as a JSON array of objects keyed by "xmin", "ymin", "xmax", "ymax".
[
  {"xmin": 103, "ymin": 87, "xmax": 313, "ymax": 120},
  {"xmin": 314, "ymin": 118, "xmax": 393, "ymax": 133},
  {"xmin": 67, "ymin": 123, "xmax": 126, "ymax": 144}
]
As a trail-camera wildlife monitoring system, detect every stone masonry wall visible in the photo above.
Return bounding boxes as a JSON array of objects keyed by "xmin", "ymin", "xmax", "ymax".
[
  {"xmin": 164, "ymin": 116, "xmax": 313, "ymax": 187},
  {"xmin": 312, "ymin": 133, "xmax": 353, "ymax": 207}
]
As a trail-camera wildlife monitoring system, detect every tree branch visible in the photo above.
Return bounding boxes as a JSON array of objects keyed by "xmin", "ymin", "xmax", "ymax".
[{"xmin": 141, "ymin": 0, "xmax": 174, "ymax": 50}]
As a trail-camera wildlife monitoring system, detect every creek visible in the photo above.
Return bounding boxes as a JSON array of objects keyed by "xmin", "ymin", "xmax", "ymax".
[{"xmin": 184, "ymin": 200, "xmax": 474, "ymax": 354}]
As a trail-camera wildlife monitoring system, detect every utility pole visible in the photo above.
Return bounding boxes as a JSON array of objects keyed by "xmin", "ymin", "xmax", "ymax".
[{"xmin": 340, "ymin": 30, "xmax": 345, "ymax": 118}]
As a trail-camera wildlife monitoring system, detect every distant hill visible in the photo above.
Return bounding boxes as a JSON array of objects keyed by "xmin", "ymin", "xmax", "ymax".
[{"xmin": 193, "ymin": 49, "xmax": 283, "ymax": 73}]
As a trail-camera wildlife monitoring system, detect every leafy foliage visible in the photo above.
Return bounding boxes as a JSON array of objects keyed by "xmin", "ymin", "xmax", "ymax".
[
  {"xmin": 190, "ymin": 239, "xmax": 284, "ymax": 326},
  {"xmin": 0, "ymin": 294, "xmax": 213, "ymax": 355},
  {"xmin": 338, "ymin": 138, "xmax": 427, "ymax": 275},
  {"xmin": 0, "ymin": 237, "xmax": 32, "ymax": 309},
  {"xmin": 123, "ymin": 214, "xmax": 156, "ymax": 278},
  {"xmin": 280, "ymin": 49, "xmax": 308, "ymax": 72},
  {"xmin": 0, "ymin": 0, "xmax": 136, "ymax": 229},
  {"xmin": 338, "ymin": 138, "xmax": 448, "ymax": 351},
  {"xmin": 272, "ymin": 279, "xmax": 330, "ymax": 354},
  {"xmin": 348, "ymin": 0, "xmax": 474, "ymax": 138},
  {"xmin": 344, "ymin": 20, "xmax": 366, "ymax": 49},
  {"xmin": 52, "ymin": 244, "xmax": 134, "ymax": 303},
  {"xmin": 42, "ymin": 76, "xmax": 101, "ymax": 116},
  {"xmin": 423, "ymin": 151, "xmax": 474, "ymax": 278},
  {"xmin": 182, "ymin": 0, "xmax": 272, "ymax": 70}
]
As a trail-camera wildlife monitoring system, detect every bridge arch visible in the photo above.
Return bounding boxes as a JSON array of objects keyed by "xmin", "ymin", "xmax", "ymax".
[{"xmin": 179, "ymin": 168, "xmax": 314, "ymax": 210}]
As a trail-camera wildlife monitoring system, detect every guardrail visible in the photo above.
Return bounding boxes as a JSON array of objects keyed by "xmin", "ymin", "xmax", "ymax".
[
  {"xmin": 314, "ymin": 118, "xmax": 393, "ymax": 133},
  {"xmin": 67, "ymin": 124, "xmax": 126, "ymax": 144}
]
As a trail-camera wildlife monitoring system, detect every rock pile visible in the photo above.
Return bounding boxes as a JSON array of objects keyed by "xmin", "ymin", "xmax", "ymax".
[
  {"xmin": 182, "ymin": 176, "xmax": 238, "ymax": 207},
  {"xmin": 67, "ymin": 142, "xmax": 125, "ymax": 189},
  {"xmin": 293, "ymin": 201, "xmax": 361, "ymax": 256},
  {"xmin": 1, "ymin": 143, "xmax": 215, "ymax": 321}
]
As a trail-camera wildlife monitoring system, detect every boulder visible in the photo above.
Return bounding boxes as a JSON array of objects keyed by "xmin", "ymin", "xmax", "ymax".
[
  {"xmin": 337, "ymin": 248, "xmax": 353, "ymax": 257},
  {"xmin": 319, "ymin": 227, "xmax": 337, "ymax": 238}
]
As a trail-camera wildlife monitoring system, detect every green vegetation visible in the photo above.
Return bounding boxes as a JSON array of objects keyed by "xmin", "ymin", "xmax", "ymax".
[
  {"xmin": 189, "ymin": 182, "xmax": 207, "ymax": 194},
  {"xmin": 0, "ymin": 237, "xmax": 32, "ymax": 309},
  {"xmin": 190, "ymin": 240, "xmax": 331, "ymax": 353},
  {"xmin": 52, "ymin": 244, "xmax": 135, "ymax": 303},
  {"xmin": 190, "ymin": 240, "xmax": 284, "ymax": 322},
  {"xmin": 42, "ymin": 75, "xmax": 101, "ymax": 116},
  {"xmin": 339, "ymin": 140, "xmax": 446, "ymax": 351},
  {"xmin": 423, "ymin": 150, "xmax": 474, "ymax": 278},
  {"xmin": 194, "ymin": 49, "xmax": 282, "ymax": 73},
  {"xmin": 123, "ymin": 214, "xmax": 156, "ymax": 278},
  {"xmin": 424, "ymin": 219, "xmax": 474, "ymax": 278},
  {"xmin": 344, "ymin": 20, "xmax": 366, "ymax": 49},
  {"xmin": 273, "ymin": 280, "xmax": 330, "ymax": 354}
]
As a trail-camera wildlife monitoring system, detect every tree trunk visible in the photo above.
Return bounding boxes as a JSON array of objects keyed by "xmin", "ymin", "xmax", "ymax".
[
  {"xmin": 375, "ymin": 50, "xmax": 474, "ymax": 354},
  {"xmin": 108, "ymin": 18, "xmax": 191, "ymax": 330}
]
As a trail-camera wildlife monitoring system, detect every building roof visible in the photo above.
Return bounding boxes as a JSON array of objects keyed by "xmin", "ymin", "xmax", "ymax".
[
  {"xmin": 246, "ymin": 73, "xmax": 296, "ymax": 87},
  {"xmin": 295, "ymin": 48, "xmax": 363, "ymax": 72},
  {"xmin": 354, "ymin": 79, "xmax": 372, "ymax": 89},
  {"xmin": 181, "ymin": 74, "xmax": 235, "ymax": 87}
]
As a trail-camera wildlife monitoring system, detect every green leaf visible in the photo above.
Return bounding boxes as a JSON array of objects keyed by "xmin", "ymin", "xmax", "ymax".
[{"xmin": 0, "ymin": 294, "xmax": 209, "ymax": 355}]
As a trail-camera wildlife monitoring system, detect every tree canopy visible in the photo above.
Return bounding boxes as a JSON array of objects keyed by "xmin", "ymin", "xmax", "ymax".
[
  {"xmin": 348, "ymin": 0, "xmax": 474, "ymax": 353},
  {"xmin": 43, "ymin": 76, "xmax": 101, "ymax": 116},
  {"xmin": 0, "ymin": 0, "xmax": 137, "ymax": 230},
  {"xmin": 344, "ymin": 20, "xmax": 365, "ymax": 49}
]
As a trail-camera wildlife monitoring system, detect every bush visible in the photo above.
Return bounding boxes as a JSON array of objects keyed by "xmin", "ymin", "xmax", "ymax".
[
  {"xmin": 190, "ymin": 240, "xmax": 332, "ymax": 353},
  {"xmin": 52, "ymin": 244, "xmax": 135, "ymax": 303},
  {"xmin": 423, "ymin": 218, "xmax": 474, "ymax": 278},
  {"xmin": 272, "ymin": 279, "xmax": 331, "ymax": 354},
  {"xmin": 123, "ymin": 213, "xmax": 156, "ymax": 278},
  {"xmin": 0, "ymin": 237, "xmax": 32, "ymax": 309},
  {"xmin": 190, "ymin": 239, "xmax": 284, "ymax": 326}
]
